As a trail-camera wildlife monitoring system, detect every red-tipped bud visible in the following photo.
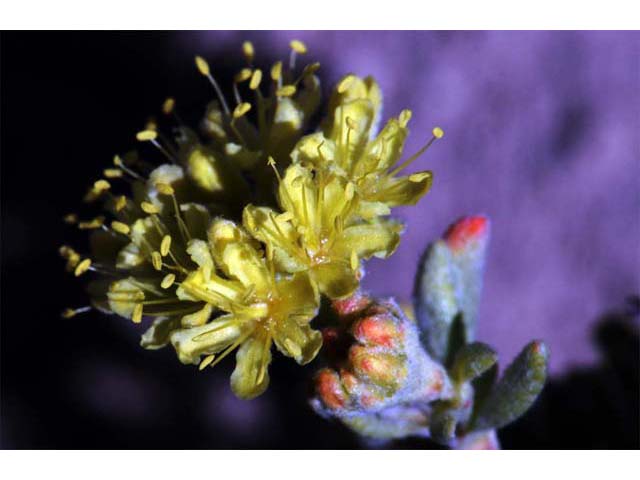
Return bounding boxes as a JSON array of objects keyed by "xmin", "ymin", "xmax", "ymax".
[
  {"xmin": 444, "ymin": 215, "xmax": 489, "ymax": 252},
  {"xmin": 315, "ymin": 368, "xmax": 347, "ymax": 410}
]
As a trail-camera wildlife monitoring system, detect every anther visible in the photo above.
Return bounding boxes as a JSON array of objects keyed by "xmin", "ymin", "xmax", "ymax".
[
  {"xmin": 94, "ymin": 179, "xmax": 111, "ymax": 192},
  {"xmin": 290, "ymin": 40, "xmax": 307, "ymax": 55},
  {"xmin": 242, "ymin": 41, "xmax": 255, "ymax": 62},
  {"xmin": 103, "ymin": 168, "xmax": 123, "ymax": 178},
  {"xmin": 161, "ymin": 273, "xmax": 176, "ymax": 289},
  {"xmin": 271, "ymin": 61, "xmax": 283, "ymax": 81},
  {"xmin": 160, "ymin": 235, "xmax": 172, "ymax": 256},
  {"xmin": 115, "ymin": 195, "xmax": 127, "ymax": 212},
  {"xmin": 74, "ymin": 258, "xmax": 92, "ymax": 277},
  {"xmin": 63, "ymin": 213, "xmax": 78, "ymax": 224},
  {"xmin": 233, "ymin": 102, "xmax": 252, "ymax": 119},
  {"xmin": 249, "ymin": 69, "xmax": 262, "ymax": 90},
  {"xmin": 111, "ymin": 221, "xmax": 131, "ymax": 235},
  {"xmin": 432, "ymin": 126, "xmax": 444, "ymax": 139},
  {"xmin": 78, "ymin": 216, "xmax": 105, "ymax": 230},
  {"xmin": 151, "ymin": 251, "xmax": 163, "ymax": 271},
  {"xmin": 235, "ymin": 68, "xmax": 252, "ymax": 83},
  {"xmin": 155, "ymin": 183, "xmax": 175, "ymax": 196},
  {"xmin": 162, "ymin": 97, "xmax": 175, "ymax": 115},
  {"xmin": 276, "ymin": 85, "xmax": 296, "ymax": 97},
  {"xmin": 141, "ymin": 201, "xmax": 160, "ymax": 214},
  {"xmin": 136, "ymin": 130, "xmax": 158, "ymax": 142}
]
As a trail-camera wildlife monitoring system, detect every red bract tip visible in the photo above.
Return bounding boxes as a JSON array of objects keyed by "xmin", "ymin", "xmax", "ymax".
[
  {"xmin": 315, "ymin": 369, "xmax": 347, "ymax": 410},
  {"xmin": 332, "ymin": 292, "xmax": 371, "ymax": 316},
  {"xmin": 444, "ymin": 215, "xmax": 489, "ymax": 252}
]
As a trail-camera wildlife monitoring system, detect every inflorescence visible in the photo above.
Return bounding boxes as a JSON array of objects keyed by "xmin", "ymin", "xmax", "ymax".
[{"xmin": 61, "ymin": 40, "xmax": 443, "ymax": 399}]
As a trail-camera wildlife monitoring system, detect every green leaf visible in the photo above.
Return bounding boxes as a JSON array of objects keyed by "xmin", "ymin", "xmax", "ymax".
[
  {"xmin": 445, "ymin": 313, "xmax": 468, "ymax": 368},
  {"xmin": 471, "ymin": 341, "xmax": 549, "ymax": 431},
  {"xmin": 451, "ymin": 342, "xmax": 497, "ymax": 383},
  {"xmin": 430, "ymin": 404, "xmax": 457, "ymax": 444}
]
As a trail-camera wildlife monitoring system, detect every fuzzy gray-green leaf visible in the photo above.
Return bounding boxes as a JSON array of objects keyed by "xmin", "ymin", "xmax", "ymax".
[
  {"xmin": 413, "ymin": 240, "xmax": 458, "ymax": 361},
  {"xmin": 472, "ymin": 341, "xmax": 549, "ymax": 431}
]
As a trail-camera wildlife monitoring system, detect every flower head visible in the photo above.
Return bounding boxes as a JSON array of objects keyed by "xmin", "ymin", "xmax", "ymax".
[
  {"xmin": 172, "ymin": 218, "xmax": 321, "ymax": 398},
  {"xmin": 292, "ymin": 74, "xmax": 442, "ymax": 220},
  {"xmin": 243, "ymin": 162, "xmax": 402, "ymax": 299}
]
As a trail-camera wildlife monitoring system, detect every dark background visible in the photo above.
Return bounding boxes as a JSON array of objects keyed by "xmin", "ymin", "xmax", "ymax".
[{"xmin": 1, "ymin": 32, "xmax": 638, "ymax": 449}]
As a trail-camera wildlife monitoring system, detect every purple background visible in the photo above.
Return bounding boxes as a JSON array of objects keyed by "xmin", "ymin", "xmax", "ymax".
[{"xmin": 194, "ymin": 31, "xmax": 640, "ymax": 374}]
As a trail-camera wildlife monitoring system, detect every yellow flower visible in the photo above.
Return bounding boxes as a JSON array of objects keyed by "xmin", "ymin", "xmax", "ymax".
[
  {"xmin": 171, "ymin": 218, "xmax": 321, "ymax": 399},
  {"xmin": 292, "ymin": 75, "xmax": 441, "ymax": 220},
  {"xmin": 243, "ymin": 163, "xmax": 402, "ymax": 299}
]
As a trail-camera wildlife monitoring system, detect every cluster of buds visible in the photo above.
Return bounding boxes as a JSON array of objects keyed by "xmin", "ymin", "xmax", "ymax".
[
  {"xmin": 61, "ymin": 40, "xmax": 444, "ymax": 400},
  {"xmin": 312, "ymin": 217, "xmax": 548, "ymax": 448}
]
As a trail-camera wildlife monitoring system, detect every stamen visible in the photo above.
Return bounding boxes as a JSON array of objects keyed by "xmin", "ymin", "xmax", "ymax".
[
  {"xmin": 74, "ymin": 258, "xmax": 92, "ymax": 277},
  {"xmin": 350, "ymin": 250, "xmax": 358, "ymax": 271},
  {"xmin": 61, "ymin": 306, "xmax": 92, "ymax": 319},
  {"xmin": 113, "ymin": 155, "xmax": 144, "ymax": 181},
  {"xmin": 408, "ymin": 171, "xmax": 432, "ymax": 183},
  {"xmin": 111, "ymin": 221, "xmax": 131, "ymax": 235},
  {"xmin": 136, "ymin": 130, "xmax": 177, "ymax": 164},
  {"xmin": 267, "ymin": 156, "xmax": 282, "ymax": 182},
  {"xmin": 161, "ymin": 273, "xmax": 176, "ymax": 289},
  {"xmin": 78, "ymin": 216, "xmax": 105, "ymax": 230},
  {"xmin": 232, "ymin": 102, "xmax": 252, "ymax": 119},
  {"xmin": 132, "ymin": 303, "xmax": 143, "ymax": 323},
  {"xmin": 199, "ymin": 354, "xmax": 216, "ymax": 370},
  {"xmin": 195, "ymin": 55, "xmax": 230, "ymax": 116},
  {"xmin": 289, "ymin": 39, "xmax": 307, "ymax": 70},
  {"xmin": 389, "ymin": 126, "xmax": 444, "ymax": 177}
]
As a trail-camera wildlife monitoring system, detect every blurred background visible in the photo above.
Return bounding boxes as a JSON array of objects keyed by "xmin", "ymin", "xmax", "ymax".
[{"xmin": 1, "ymin": 31, "xmax": 638, "ymax": 448}]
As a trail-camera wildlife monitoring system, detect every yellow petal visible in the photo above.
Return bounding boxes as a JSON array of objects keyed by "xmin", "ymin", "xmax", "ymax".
[
  {"xmin": 276, "ymin": 272, "xmax": 320, "ymax": 321},
  {"xmin": 180, "ymin": 303, "xmax": 213, "ymax": 328},
  {"xmin": 371, "ymin": 172, "xmax": 433, "ymax": 207},
  {"xmin": 312, "ymin": 262, "xmax": 360, "ymax": 299},
  {"xmin": 357, "ymin": 115, "xmax": 409, "ymax": 176},
  {"xmin": 170, "ymin": 314, "xmax": 245, "ymax": 365},
  {"xmin": 336, "ymin": 219, "xmax": 403, "ymax": 260},
  {"xmin": 186, "ymin": 239, "xmax": 214, "ymax": 278},
  {"xmin": 273, "ymin": 321, "xmax": 322, "ymax": 365},
  {"xmin": 107, "ymin": 278, "xmax": 147, "ymax": 319},
  {"xmin": 140, "ymin": 316, "xmax": 182, "ymax": 350},
  {"xmin": 242, "ymin": 205, "xmax": 306, "ymax": 273},
  {"xmin": 230, "ymin": 330, "xmax": 272, "ymax": 399}
]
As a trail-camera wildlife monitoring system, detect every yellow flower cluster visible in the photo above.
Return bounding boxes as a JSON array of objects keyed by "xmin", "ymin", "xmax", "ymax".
[{"xmin": 61, "ymin": 40, "xmax": 443, "ymax": 399}]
